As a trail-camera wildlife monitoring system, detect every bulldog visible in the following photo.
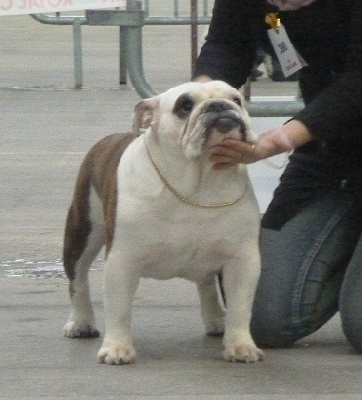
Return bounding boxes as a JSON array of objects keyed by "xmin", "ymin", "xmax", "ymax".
[{"xmin": 63, "ymin": 81, "xmax": 264, "ymax": 365}]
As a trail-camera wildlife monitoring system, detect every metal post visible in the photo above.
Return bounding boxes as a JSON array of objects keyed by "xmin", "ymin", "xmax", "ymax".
[
  {"xmin": 190, "ymin": 0, "xmax": 198, "ymax": 77},
  {"xmin": 119, "ymin": 27, "xmax": 127, "ymax": 84},
  {"xmin": 127, "ymin": 0, "xmax": 140, "ymax": 11},
  {"xmin": 124, "ymin": 26, "xmax": 157, "ymax": 98},
  {"xmin": 72, "ymin": 18, "xmax": 83, "ymax": 89},
  {"xmin": 119, "ymin": 0, "xmax": 143, "ymax": 85},
  {"xmin": 203, "ymin": 0, "xmax": 208, "ymax": 16},
  {"xmin": 144, "ymin": 0, "xmax": 150, "ymax": 17},
  {"xmin": 174, "ymin": 0, "xmax": 179, "ymax": 18},
  {"xmin": 243, "ymin": 77, "xmax": 251, "ymax": 102}
]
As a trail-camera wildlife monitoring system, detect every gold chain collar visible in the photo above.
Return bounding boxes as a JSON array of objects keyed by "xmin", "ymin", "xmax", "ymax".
[{"xmin": 143, "ymin": 137, "xmax": 246, "ymax": 208}]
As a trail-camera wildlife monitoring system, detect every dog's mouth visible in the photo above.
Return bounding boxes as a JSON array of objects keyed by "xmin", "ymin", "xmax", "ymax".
[
  {"xmin": 205, "ymin": 113, "xmax": 245, "ymax": 136},
  {"xmin": 203, "ymin": 111, "xmax": 246, "ymax": 145}
]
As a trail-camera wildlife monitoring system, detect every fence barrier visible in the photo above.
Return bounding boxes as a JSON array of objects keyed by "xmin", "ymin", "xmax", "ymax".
[{"xmin": 24, "ymin": 0, "xmax": 302, "ymax": 116}]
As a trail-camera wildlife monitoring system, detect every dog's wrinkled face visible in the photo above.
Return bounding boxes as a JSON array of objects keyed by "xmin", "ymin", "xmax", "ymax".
[{"xmin": 133, "ymin": 81, "xmax": 254, "ymax": 160}]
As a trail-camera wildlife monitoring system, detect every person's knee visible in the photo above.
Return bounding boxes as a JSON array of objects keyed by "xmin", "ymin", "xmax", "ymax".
[
  {"xmin": 250, "ymin": 286, "xmax": 335, "ymax": 349},
  {"xmin": 340, "ymin": 284, "xmax": 362, "ymax": 352},
  {"xmin": 250, "ymin": 301, "xmax": 296, "ymax": 348},
  {"xmin": 340, "ymin": 304, "xmax": 362, "ymax": 352},
  {"xmin": 340, "ymin": 238, "xmax": 362, "ymax": 352},
  {"xmin": 251, "ymin": 324, "xmax": 294, "ymax": 348}
]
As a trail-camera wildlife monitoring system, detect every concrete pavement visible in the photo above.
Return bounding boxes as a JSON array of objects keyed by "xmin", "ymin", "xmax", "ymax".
[{"xmin": 1, "ymin": 13, "xmax": 362, "ymax": 400}]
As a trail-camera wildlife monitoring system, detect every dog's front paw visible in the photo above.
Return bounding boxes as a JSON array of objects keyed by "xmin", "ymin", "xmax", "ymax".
[
  {"xmin": 64, "ymin": 321, "xmax": 100, "ymax": 339},
  {"xmin": 223, "ymin": 343, "xmax": 265, "ymax": 363},
  {"xmin": 97, "ymin": 342, "xmax": 136, "ymax": 365}
]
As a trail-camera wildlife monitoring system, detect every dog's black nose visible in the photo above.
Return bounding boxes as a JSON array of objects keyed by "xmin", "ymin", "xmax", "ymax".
[
  {"xmin": 213, "ymin": 117, "xmax": 240, "ymax": 133},
  {"xmin": 205, "ymin": 101, "xmax": 232, "ymax": 113}
]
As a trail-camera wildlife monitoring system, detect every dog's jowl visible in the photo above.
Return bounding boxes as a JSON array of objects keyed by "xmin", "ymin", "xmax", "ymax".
[{"xmin": 63, "ymin": 81, "xmax": 264, "ymax": 365}]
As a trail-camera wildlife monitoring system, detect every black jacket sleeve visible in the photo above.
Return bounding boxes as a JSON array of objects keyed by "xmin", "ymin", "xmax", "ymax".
[
  {"xmin": 195, "ymin": 0, "xmax": 362, "ymax": 149},
  {"xmin": 293, "ymin": 0, "xmax": 362, "ymax": 146},
  {"xmin": 193, "ymin": 0, "xmax": 266, "ymax": 88}
]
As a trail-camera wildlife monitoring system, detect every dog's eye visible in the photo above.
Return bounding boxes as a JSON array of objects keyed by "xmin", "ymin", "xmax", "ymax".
[
  {"xmin": 179, "ymin": 99, "xmax": 194, "ymax": 114},
  {"xmin": 233, "ymin": 97, "xmax": 242, "ymax": 107},
  {"xmin": 174, "ymin": 95, "xmax": 194, "ymax": 118}
]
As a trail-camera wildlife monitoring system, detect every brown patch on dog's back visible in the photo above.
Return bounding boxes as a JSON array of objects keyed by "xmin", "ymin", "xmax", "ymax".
[
  {"xmin": 91, "ymin": 133, "xmax": 137, "ymax": 252},
  {"xmin": 63, "ymin": 133, "xmax": 137, "ymax": 280}
]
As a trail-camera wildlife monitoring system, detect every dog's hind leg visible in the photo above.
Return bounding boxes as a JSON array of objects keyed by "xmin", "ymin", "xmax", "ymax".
[
  {"xmin": 63, "ymin": 133, "xmax": 135, "ymax": 341},
  {"xmin": 63, "ymin": 187, "xmax": 104, "ymax": 339},
  {"xmin": 197, "ymin": 274, "xmax": 225, "ymax": 337}
]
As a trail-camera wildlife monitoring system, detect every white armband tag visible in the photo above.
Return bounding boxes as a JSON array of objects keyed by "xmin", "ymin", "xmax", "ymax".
[{"xmin": 267, "ymin": 24, "xmax": 307, "ymax": 77}]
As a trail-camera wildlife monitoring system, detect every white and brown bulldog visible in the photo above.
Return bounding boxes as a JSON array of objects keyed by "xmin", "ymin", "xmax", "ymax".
[{"xmin": 63, "ymin": 81, "xmax": 264, "ymax": 365}]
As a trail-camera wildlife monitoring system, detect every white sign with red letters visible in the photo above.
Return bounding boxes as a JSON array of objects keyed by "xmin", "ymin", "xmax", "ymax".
[{"xmin": 0, "ymin": 0, "xmax": 126, "ymax": 16}]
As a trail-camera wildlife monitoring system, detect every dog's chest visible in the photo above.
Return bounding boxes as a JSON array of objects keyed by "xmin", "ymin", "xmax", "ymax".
[
  {"xmin": 113, "ymin": 204, "xmax": 257, "ymax": 281},
  {"xmin": 112, "ymin": 140, "xmax": 260, "ymax": 281},
  {"xmin": 139, "ymin": 236, "xmax": 239, "ymax": 281}
]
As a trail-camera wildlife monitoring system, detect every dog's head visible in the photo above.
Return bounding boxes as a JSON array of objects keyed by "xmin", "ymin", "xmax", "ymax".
[{"xmin": 133, "ymin": 81, "xmax": 254, "ymax": 160}]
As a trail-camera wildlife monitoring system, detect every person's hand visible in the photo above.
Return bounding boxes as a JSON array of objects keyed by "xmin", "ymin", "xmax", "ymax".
[
  {"xmin": 192, "ymin": 75, "xmax": 213, "ymax": 83},
  {"xmin": 209, "ymin": 120, "xmax": 312, "ymax": 169},
  {"xmin": 267, "ymin": 0, "xmax": 316, "ymax": 11}
]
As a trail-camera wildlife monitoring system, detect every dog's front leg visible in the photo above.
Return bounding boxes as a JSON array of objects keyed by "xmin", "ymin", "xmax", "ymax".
[
  {"xmin": 197, "ymin": 275, "xmax": 225, "ymax": 336},
  {"xmin": 222, "ymin": 256, "xmax": 264, "ymax": 363},
  {"xmin": 97, "ymin": 253, "xmax": 140, "ymax": 365}
]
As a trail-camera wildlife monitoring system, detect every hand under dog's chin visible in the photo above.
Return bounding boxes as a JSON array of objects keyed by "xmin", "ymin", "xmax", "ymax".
[
  {"xmin": 209, "ymin": 127, "xmax": 244, "ymax": 146},
  {"xmin": 182, "ymin": 129, "xmax": 243, "ymax": 162}
]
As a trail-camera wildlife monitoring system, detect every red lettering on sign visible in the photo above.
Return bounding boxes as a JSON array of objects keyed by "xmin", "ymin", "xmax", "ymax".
[
  {"xmin": 48, "ymin": 0, "xmax": 61, "ymax": 6},
  {"xmin": 30, "ymin": 0, "xmax": 43, "ymax": 9},
  {"xmin": 17, "ymin": 0, "xmax": 73, "ymax": 10},
  {"xmin": 0, "ymin": 0, "xmax": 13, "ymax": 11}
]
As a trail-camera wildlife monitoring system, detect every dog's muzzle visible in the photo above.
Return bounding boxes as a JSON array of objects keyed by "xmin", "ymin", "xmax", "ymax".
[
  {"xmin": 202, "ymin": 101, "xmax": 246, "ymax": 140},
  {"xmin": 181, "ymin": 98, "xmax": 249, "ymax": 160}
]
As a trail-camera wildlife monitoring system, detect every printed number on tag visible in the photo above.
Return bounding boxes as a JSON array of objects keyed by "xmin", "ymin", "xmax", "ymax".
[{"xmin": 267, "ymin": 25, "xmax": 306, "ymax": 77}]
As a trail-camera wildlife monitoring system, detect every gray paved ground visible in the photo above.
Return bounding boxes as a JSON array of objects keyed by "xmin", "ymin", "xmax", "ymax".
[{"xmin": 1, "ymin": 12, "xmax": 362, "ymax": 400}]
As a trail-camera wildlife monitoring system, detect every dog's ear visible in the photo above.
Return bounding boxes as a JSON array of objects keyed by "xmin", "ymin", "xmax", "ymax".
[{"xmin": 132, "ymin": 97, "xmax": 160, "ymax": 135}]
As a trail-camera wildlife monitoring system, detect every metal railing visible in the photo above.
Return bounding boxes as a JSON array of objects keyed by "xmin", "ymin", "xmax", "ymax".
[
  {"xmin": 30, "ymin": 0, "xmax": 304, "ymax": 116},
  {"xmin": 30, "ymin": 0, "xmax": 210, "ymax": 95}
]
